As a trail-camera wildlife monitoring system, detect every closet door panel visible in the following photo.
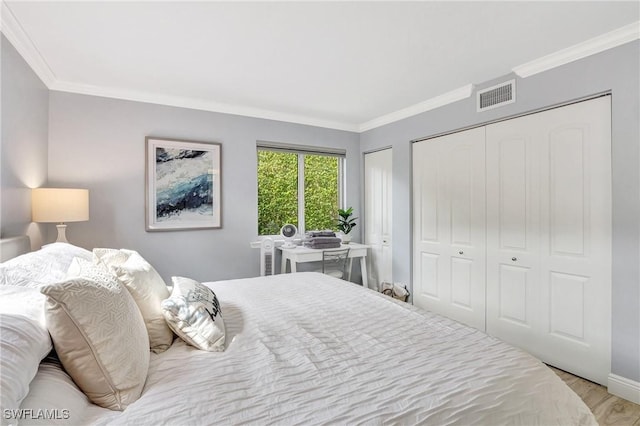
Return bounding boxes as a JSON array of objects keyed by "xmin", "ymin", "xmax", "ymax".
[
  {"xmin": 497, "ymin": 138, "xmax": 529, "ymax": 250},
  {"xmin": 536, "ymin": 96, "xmax": 611, "ymax": 384},
  {"xmin": 419, "ymin": 253, "xmax": 440, "ymax": 299},
  {"xmin": 497, "ymin": 264, "xmax": 531, "ymax": 327},
  {"xmin": 417, "ymin": 151, "xmax": 440, "ymax": 243},
  {"xmin": 487, "ymin": 96, "xmax": 611, "ymax": 385},
  {"xmin": 549, "ymin": 128, "xmax": 588, "ymax": 257},
  {"xmin": 449, "ymin": 129, "xmax": 486, "ymax": 330},
  {"xmin": 486, "ymin": 117, "xmax": 540, "ymax": 343},
  {"xmin": 413, "ymin": 140, "xmax": 448, "ymax": 306},
  {"xmin": 449, "ymin": 144, "xmax": 474, "ymax": 246},
  {"xmin": 451, "ymin": 257, "xmax": 473, "ymax": 310},
  {"xmin": 549, "ymin": 271, "xmax": 588, "ymax": 343},
  {"xmin": 413, "ymin": 127, "xmax": 486, "ymax": 331}
]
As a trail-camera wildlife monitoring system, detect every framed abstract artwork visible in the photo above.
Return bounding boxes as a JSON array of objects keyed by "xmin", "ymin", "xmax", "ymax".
[{"xmin": 145, "ymin": 137, "xmax": 222, "ymax": 231}]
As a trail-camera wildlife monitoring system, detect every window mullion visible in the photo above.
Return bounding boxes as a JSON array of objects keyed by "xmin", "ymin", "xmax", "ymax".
[
  {"xmin": 339, "ymin": 157, "xmax": 345, "ymax": 209},
  {"xmin": 298, "ymin": 154, "xmax": 305, "ymax": 234}
]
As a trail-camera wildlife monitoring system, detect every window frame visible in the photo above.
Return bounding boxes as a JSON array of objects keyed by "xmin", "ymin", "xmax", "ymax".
[{"xmin": 257, "ymin": 142, "xmax": 346, "ymax": 238}]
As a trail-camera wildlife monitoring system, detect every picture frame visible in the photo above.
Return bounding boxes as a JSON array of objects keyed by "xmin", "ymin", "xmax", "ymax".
[{"xmin": 145, "ymin": 137, "xmax": 222, "ymax": 231}]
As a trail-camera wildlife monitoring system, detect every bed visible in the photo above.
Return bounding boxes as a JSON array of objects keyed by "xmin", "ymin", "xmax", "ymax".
[{"xmin": 0, "ymin": 237, "xmax": 596, "ymax": 425}]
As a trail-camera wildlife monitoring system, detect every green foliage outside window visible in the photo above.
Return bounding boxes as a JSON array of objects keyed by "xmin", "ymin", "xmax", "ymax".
[
  {"xmin": 304, "ymin": 154, "xmax": 339, "ymax": 231},
  {"xmin": 257, "ymin": 151, "xmax": 298, "ymax": 235},
  {"xmin": 257, "ymin": 150, "xmax": 339, "ymax": 235}
]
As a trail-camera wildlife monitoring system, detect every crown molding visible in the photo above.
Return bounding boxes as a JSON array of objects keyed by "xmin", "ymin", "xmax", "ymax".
[
  {"xmin": 358, "ymin": 84, "xmax": 474, "ymax": 132},
  {"xmin": 2, "ymin": 2, "xmax": 637, "ymax": 133},
  {"xmin": 514, "ymin": 21, "xmax": 640, "ymax": 78},
  {"xmin": 0, "ymin": 1, "xmax": 56, "ymax": 87},
  {"xmin": 1, "ymin": 0, "xmax": 357, "ymax": 132},
  {"xmin": 49, "ymin": 80, "xmax": 359, "ymax": 132}
]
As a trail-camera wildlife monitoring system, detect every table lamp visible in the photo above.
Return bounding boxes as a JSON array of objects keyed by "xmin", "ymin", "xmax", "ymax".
[{"xmin": 32, "ymin": 188, "xmax": 89, "ymax": 243}]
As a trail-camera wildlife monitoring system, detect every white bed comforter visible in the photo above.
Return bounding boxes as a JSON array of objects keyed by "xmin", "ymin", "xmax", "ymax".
[{"xmin": 82, "ymin": 272, "xmax": 594, "ymax": 425}]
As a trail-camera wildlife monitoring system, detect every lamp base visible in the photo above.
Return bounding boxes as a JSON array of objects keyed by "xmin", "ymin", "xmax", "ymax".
[{"xmin": 55, "ymin": 224, "xmax": 68, "ymax": 243}]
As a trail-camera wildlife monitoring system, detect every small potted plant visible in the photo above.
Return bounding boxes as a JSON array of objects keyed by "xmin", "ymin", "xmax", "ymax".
[{"xmin": 337, "ymin": 207, "xmax": 357, "ymax": 244}]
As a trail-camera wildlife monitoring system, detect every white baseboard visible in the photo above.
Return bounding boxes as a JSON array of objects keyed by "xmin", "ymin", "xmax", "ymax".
[{"xmin": 608, "ymin": 374, "xmax": 640, "ymax": 404}]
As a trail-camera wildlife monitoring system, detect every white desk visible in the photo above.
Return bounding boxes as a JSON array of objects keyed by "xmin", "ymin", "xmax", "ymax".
[{"xmin": 278, "ymin": 243, "xmax": 370, "ymax": 288}]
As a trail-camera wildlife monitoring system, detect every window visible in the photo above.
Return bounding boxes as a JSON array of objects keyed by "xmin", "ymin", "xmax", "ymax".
[{"xmin": 257, "ymin": 144, "xmax": 344, "ymax": 236}]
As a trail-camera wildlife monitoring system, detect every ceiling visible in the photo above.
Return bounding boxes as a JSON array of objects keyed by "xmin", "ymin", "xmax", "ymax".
[{"xmin": 2, "ymin": 1, "xmax": 639, "ymax": 132}]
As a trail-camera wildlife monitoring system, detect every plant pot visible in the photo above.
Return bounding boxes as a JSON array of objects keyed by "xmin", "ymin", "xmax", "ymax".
[{"xmin": 340, "ymin": 233, "xmax": 352, "ymax": 244}]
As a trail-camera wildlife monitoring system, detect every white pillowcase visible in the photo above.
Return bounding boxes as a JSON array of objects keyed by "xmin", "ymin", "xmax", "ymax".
[
  {"xmin": 93, "ymin": 248, "xmax": 173, "ymax": 353},
  {"xmin": 162, "ymin": 277, "xmax": 226, "ymax": 352},
  {"xmin": 18, "ymin": 357, "xmax": 92, "ymax": 426},
  {"xmin": 41, "ymin": 258, "xmax": 149, "ymax": 411},
  {"xmin": 0, "ymin": 287, "xmax": 52, "ymax": 425},
  {"xmin": 0, "ymin": 243, "xmax": 92, "ymax": 288},
  {"xmin": 92, "ymin": 247, "xmax": 133, "ymax": 269}
]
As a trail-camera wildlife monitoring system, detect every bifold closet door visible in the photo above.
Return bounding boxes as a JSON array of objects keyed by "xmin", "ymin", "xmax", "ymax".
[
  {"xmin": 486, "ymin": 96, "xmax": 611, "ymax": 385},
  {"xmin": 412, "ymin": 127, "xmax": 486, "ymax": 331},
  {"xmin": 364, "ymin": 148, "xmax": 393, "ymax": 290}
]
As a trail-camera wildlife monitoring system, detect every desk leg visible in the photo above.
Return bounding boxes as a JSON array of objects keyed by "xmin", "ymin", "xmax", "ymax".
[
  {"xmin": 347, "ymin": 258, "xmax": 354, "ymax": 282},
  {"xmin": 280, "ymin": 255, "xmax": 287, "ymax": 274},
  {"xmin": 290, "ymin": 261, "xmax": 297, "ymax": 273},
  {"xmin": 360, "ymin": 257, "xmax": 368, "ymax": 289}
]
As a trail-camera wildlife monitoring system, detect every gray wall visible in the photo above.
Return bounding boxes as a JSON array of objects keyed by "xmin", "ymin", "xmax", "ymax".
[
  {"xmin": 47, "ymin": 92, "xmax": 360, "ymax": 282},
  {"xmin": 0, "ymin": 36, "xmax": 49, "ymax": 249},
  {"xmin": 360, "ymin": 41, "xmax": 640, "ymax": 382}
]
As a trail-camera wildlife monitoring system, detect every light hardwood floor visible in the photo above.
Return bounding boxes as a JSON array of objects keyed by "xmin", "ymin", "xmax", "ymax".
[{"xmin": 549, "ymin": 366, "xmax": 640, "ymax": 425}]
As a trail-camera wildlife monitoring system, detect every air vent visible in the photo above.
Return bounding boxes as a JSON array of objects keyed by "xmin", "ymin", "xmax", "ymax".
[{"xmin": 477, "ymin": 80, "xmax": 516, "ymax": 112}]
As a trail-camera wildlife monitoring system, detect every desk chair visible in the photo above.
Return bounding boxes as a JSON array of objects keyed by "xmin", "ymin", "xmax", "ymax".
[{"xmin": 321, "ymin": 248, "xmax": 350, "ymax": 280}]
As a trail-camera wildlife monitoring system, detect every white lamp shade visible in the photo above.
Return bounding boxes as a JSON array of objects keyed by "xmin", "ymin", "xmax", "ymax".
[{"xmin": 32, "ymin": 188, "xmax": 89, "ymax": 223}]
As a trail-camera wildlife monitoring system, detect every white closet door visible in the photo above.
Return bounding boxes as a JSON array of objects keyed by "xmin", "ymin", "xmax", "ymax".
[
  {"xmin": 486, "ymin": 96, "xmax": 611, "ymax": 385},
  {"xmin": 364, "ymin": 148, "xmax": 393, "ymax": 290},
  {"xmin": 485, "ymin": 112, "xmax": 541, "ymax": 351},
  {"xmin": 412, "ymin": 127, "xmax": 486, "ymax": 331}
]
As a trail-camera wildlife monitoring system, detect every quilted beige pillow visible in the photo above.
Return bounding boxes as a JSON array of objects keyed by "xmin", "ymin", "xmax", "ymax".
[
  {"xmin": 40, "ymin": 258, "xmax": 149, "ymax": 411},
  {"xmin": 162, "ymin": 276, "xmax": 226, "ymax": 352},
  {"xmin": 94, "ymin": 248, "xmax": 173, "ymax": 353}
]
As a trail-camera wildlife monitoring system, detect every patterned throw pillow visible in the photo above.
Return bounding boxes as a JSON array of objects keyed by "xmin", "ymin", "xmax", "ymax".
[
  {"xmin": 94, "ymin": 248, "xmax": 173, "ymax": 353},
  {"xmin": 40, "ymin": 258, "xmax": 149, "ymax": 411},
  {"xmin": 162, "ymin": 277, "xmax": 226, "ymax": 352}
]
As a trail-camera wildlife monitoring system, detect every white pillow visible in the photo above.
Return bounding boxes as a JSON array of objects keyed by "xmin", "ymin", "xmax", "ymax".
[
  {"xmin": 93, "ymin": 248, "xmax": 173, "ymax": 353},
  {"xmin": 92, "ymin": 247, "xmax": 133, "ymax": 269},
  {"xmin": 17, "ymin": 357, "xmax": 89, "ymax": 426},
  {"xmin": 0, "ymin": 243, "xmax": 92, "ymax": 288},
  {"xmin": 0, "ymin": 287, "xmax": 52, "ymax": 425},
  {"xmin": 41, "ymin": 258, "xmax": 149, "ymax": 411},
  {"xmin": 162, "ymin": 277, "xmax": 226, "ymax": 352}
]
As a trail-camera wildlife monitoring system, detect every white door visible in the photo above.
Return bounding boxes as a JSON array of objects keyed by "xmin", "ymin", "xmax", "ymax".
[
  {"xmin": 486, "ymin": 96, "xmax": 611, "ymax": 385},
  {"xmin": 485, "ymin": 112, "xmax": 542, "ymax": 352},
  {"xmin": 364, "ymin": 149, "xmax": 393, "ymax": 290},
  {"xmin": 412, "ymin": 127, "xmax": 487, "ymax": 331}
]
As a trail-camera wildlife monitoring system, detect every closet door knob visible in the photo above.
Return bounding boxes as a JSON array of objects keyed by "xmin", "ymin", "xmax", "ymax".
[
  {"xmin": 512, "ymin": 257, "xmax": 518, "ymax": 262},
  {"xmin": 459, "ymin": 251, "xmax": 464, "ymax": 255}
]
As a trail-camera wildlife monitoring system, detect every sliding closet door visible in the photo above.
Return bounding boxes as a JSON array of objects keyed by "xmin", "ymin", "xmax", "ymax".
[
  {"xmin": 364, "ymin": 148, "xmax": 393, "ymax": 290},
  {"xmin": 486, "ymin": 96, "xmax": 611, "ymax": 385},
  {"xmin": 412, "ymin": 127, "xmax": 486, "ymax": 331}
]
